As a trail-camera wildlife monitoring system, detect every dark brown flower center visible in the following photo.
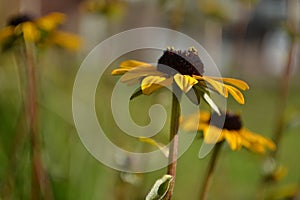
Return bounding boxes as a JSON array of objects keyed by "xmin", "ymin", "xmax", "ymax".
[
  {"xmin": 8, "ymin": 14, "xmax": 33, "ymax": 26},
  {"xmin": 210, "ymin": 111, "xmax": 242, "ymax": 130},
  {"xmin": 157, "ymin": 47, "xmax": 204, "ymax": 76}
]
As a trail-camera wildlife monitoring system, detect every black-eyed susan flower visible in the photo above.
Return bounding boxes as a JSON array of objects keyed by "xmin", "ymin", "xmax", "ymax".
[
  {"xmin": 112, "ymin": 47, "xmax": 249, "ymax": 106},
  {"xmin": 182, "ymin": 111, "xmax": 276, "ymax": 154},
  {"xmin": 0, "ymin": 12, "xmax": 81, "ymax": 51}
]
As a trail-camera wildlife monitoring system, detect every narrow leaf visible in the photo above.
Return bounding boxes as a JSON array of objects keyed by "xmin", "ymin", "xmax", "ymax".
[
  {"xmin": 203, "ymin": 93, "xmax": 221, "ymax": 115},
  {"xmin": 139, "ymin": 137, "xmax": 169, "ymax": 157},
  {"xmin": 130, "ymin": 88, "xmax": 144, "ymax": 100}
]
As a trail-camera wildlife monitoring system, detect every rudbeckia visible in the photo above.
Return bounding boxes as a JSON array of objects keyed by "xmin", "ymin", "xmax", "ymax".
[
  {"xmin": 0, "ymin": 12, "xmax": 81, "ymax": 51},
  {"xmin": 112, "ymin": 47, "xmax": 249, "ymax": 105},
  {"xmin": 182, "ymin": 111, "xmax": 276, "ymax": 154}
]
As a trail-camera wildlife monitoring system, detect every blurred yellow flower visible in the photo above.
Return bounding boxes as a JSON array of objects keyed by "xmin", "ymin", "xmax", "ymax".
[
  {"xmin": 112, "ymin": 47, "xmax": 249, "ymax": 105},
  {"xmin": 0, "ymin": 12, "xmax": 81, "ymax": 51},
  {"xmin": 82, "ymin": 0, "xmax": 126, "ymax": 19},
  {"xmin": 198, "ymin": 0, "xmax": 230, "ymax": 22},
  {"xmin": 182, "ymin": 111, "xmax": 276, "ymax": 154}
]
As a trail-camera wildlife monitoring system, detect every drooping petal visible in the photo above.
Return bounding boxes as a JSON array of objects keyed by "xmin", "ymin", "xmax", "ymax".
[
  {"xmin": 141, "ymin": 76, "xmax": 172, "ymax": 95},
  {"xmin": 36, "ymin": 12, "xmax": 65, "ymax": 31},
  {"xmin": 211, "ymin": 77, "xmax": 249, "ymax": 90},
  {"xmin": 0, "ymin": 26, "xmax": 14, "ymax": 43},
  {"xmin": 120, "ymin": 60, "xmax": 152, "ymax": 69},
  {"xmin": 225, "ymin": 85, "xmax": 245, "ymax": 104},
  {"xmin": 48, "ymin": 31, "xmax": 81, "ymax": 51},
  {"xmin": 21, "ymin": 22, "xmax": 40, "ymax": 42},
  {"xmin": 241, "ymin": 129, "xmax": 276, "ymax": 151},
  {"xmin": 173, "ymin": 74, "xmax": 198, "ymax": 93},
  {"xmin": 198, "ymin": 76, "xmax": 228, "ymax": 97},
  {"xmin": 224, "ymin": 131, "xmax": 238, "ymax": 150}
]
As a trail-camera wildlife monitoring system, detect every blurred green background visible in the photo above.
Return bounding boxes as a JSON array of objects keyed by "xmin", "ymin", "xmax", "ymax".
[{"xmin": 0, "ymin": 0, "xmax": 300, "ymax": 199}]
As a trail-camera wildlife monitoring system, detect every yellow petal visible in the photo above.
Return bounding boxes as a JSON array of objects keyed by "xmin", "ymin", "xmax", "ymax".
[
  {"xmin": 120, "ymin": 60, "xmax": 152, "ymax": 69},
  {"xmin": 173, "ymin": 74, "xmax": 198, "ymax": 93},
  {"xmin": 120, "ymin": 66, "xmax": 162, "ymax": 84},
  {"xmin": 225, "ymin": 85, "xmax": 245, "ymax": 104},
  {"xmin": 200, "ymin": 111, "xmax": 211, "ymax": 122},
  {"xmin": 21, "ymin": 22, "xmax": 40, "ymax": 41},
  {"xmin": 141, "ymin": 76, "xmax": 172, "ymax": 95},
  {"xmin": 0, "ymin": 26, "xmax": 14, "ymax": 43},
  {"xmin": 240, "ymin": 129, "xmax": 276, "ymax": 152},
  {"xmin": 212, "ymin": 77, "xmax": 249, "ymax": 90},
  {"xmin": 111, "ymin": 67, "xmax": 131, "ymax": 75},
  {"xmin": 200, "ymin": 76, "xmax": 228, "ymax": 97},
  {"xmin": 224, "ymin": 131, "xmax": 239, "ymax": 150},
  {"xmin": 36, "ymin": 12, "xmax": 65, "ymax": 31},
  {"xmin": 48, "ymin": 31, "xmax": 81, "ymax": 51}
]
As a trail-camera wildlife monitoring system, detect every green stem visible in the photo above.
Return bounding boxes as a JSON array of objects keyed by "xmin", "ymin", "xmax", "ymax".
[
  {"xmin": 165, "ymin": 90, "xmax": 181, "ymax": 200},
  {"xmin": 199, "ymin": 142, "xmax": 223, "ymax": 200}
]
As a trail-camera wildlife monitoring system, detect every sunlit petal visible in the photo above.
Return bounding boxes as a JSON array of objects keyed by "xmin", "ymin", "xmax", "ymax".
[
  {"xmin": 141, "ymin": 76, "xmax": 172, "ymax": 95},
  {"xmin": 120, "ymin": 60, "xmax": 153, "ymax": 69},
  {"xmin": 211, "ymin": 77, "xmax": 249, "ymax": 90},
  {"xmin": 174, "ymin": 74, "xmax": 198, "ymax": 93},
  {"xmin": 111, "ymin": 67, "xmax": 131, "ymax": 75}
]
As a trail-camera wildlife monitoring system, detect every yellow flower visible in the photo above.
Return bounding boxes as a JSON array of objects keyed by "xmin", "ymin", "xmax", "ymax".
[
  {"xmin": 182, "ymin": 111, "xmax": 276, "ymax": 154},
  {"xmin": 0, "ymin": 12, "xmax": 81, "ymax": 51},
  {"xmin": 112, "ymin": 47, "xmax": 249, "ymax": 105}
]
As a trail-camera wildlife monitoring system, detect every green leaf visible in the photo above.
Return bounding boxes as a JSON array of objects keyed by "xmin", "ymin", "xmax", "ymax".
[{"xmin": 145, "ymin": 175, "xmax": 173, "ymax": 200}]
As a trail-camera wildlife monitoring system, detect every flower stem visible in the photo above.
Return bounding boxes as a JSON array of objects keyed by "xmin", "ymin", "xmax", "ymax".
[
  {"xmin": 271, "ymin": 0, "xmax": 298, "ymax": 158},
  {"xmin": 199, "ymin": 142, "xmax": 223, "ymax": 200},
  {"xmin": 23, "ymin": 42, "xmax": 53, "ymax": 200},
  {"xmin": 271, "ymin": 39, "xmax": 296, "ymax": 158},
  {"xmin": 165, "ymin": 90, "xmax": 182, "ymax": 200}
]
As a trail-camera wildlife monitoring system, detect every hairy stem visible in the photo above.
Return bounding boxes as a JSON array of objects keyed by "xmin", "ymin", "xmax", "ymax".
[{"xmin": 165, "ymin": 90, "xmax": 181, "ymax": 200}]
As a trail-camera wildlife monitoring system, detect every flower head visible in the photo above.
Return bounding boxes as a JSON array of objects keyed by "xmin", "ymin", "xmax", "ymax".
[
  {"xmin": 182, "ymin": 111, "xmax": 276, "ymax": 154},
  {"xmin": 0, "ymin": 12, "xmax": 81, "ymax": 51},
  {"xmin": 112, "ymin": 47, "xmax": 249, "ymax": 106}
]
